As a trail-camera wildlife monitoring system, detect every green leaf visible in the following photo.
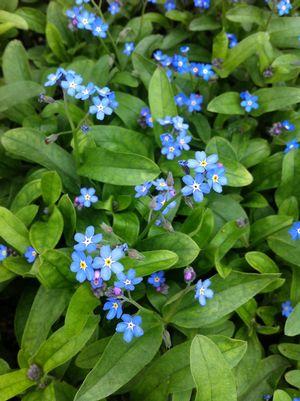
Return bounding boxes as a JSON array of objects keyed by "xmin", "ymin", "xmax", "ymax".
[
  {"xmin": 250, "ymin": 215, "xmax": 293, "ymax": 245},
  {"xmin": 226, "ymin": 5, "xmax": 269, "ymax": 25},
  {"xmin": 2, "ymin": 40, "xmax": 31, "ymax": 83},
  {"xmin": 268, "ymin": 17, "xmax": 300, "ymax": 42},
  {"xmin": 11, "ymin": 179, "xmax": 42, "ymax": 213},
  {"xmin": 245, "ymin": 251, "xmax": 279, "ymax": 273},
  {"xmin": 38, "ymin": 250, "xmax": 76, "ymax": 289},
  {"xmin": 239, "ymin": 139, "xmax": 270, "ymax": 168},
  {"xmin": 115, "ymin": 92, "xmax": 147, "ymax": 129},
  {"xmin": 285, "ymin": 302, "xmax": 300, "ymax": 336},
  {"xmin": 45, "ymin": 22, "xmax": 67, "ymax": 60},
  {"xmin": 189, "ymin": 16, "xmax": 220, "ymax": 31},
  {"xmin": 278, "ymin": 343, "xmax": 300, "ymax": 361},
  {"xmin": 268, "ymin": 227, "xmax": 300, "ymax": 267},
  {"xmin": 58, "ymin": 194, "xmax": 77, "ymax": 246},
  {"xmin": 76, "ymin": 337, "xmax": 111, "ymax": 369},
  {"xmin": 139, "ymin": 232, "xmax": 199, "ymax": 268},
  {"xmin": 41, "ymin": 171, "xmax": 62, "ymax": 205},
  {"xmin": 21, "ymin": 286, "xmax": 71, "ymax": 361},
  {"xmin": 16, "ymin": 7, "xmax": 46, "ymax": 34},
  {"xmin": 0, "ymin": 207, "xmax": 30, "ymax": 253},
  {"xmin": 91, "ymin": 125, "xmax": 153, "ymax": 158},
  {"xmin": 74, "ymin": 310, "xmax": 164, "ymax": 401},
  {"xmin": 285, "ymin": 370, "xmax": 300, "ymax": 388},
  {"xmin": 190, "ymin": 335, "xmax": 237, "ymax": 401},
  {"xmin": 2, "ymin": 256, "xmax": 31, "ymax": 277},
  {"xmin": 251, "ymin": 87, "xmax": 300, "ymax": 116},
  {"xmin": 122, "ymin": 250, "xmax": 178, "ymax": 276},
  {"xmin": 273, "ymin": 390, "xmax": 292, "ymax": 401},
  {"xmin": 78, "ymin": 147, "xmax": 160, "ymax": 186},
  {"xmin": 113, "ymin": 212, "xmax": 140, "ymax": 245},
  {"xmin": 166, "ymin": 271, "xmax": 279, "ymax": 328},
  {"xmin": 149, "ymin": 67, "xmax": 177, "ymax": 119},
  {"xmin": 0, "ymin": 369, "xmax": 34, "ymax": 401},
  {"xmin": 2, "ymin": 128, "xmax": 79, "ymax": 193},
  {"xmin": 0, "ymin": 81, "xmax": 42, "ymax": 112},
  {"xmin": 0, "ymin": 10, "xmax": 28, "ymax": 30},
  {"xmin": 29, "ymin": 206, "xmax": 64, "ymax": 253},
  {"xmin": 207, "ymin": 92, "xmax": 244, "ymax": 115}
]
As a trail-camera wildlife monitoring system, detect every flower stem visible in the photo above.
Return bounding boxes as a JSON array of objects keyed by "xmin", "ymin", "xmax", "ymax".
[
  {"xmin": 121, "ymin": 295, "xmax": 143, "ymax": 311},
  {"xmin": 63, "ymin": 91, "xmax": 81, "ymax": 165}
]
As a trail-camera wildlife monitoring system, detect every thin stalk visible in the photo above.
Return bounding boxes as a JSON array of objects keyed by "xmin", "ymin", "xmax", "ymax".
[
  {"xmin": 63, "ymin": 91, "xmax": 80, "ymax": 165},
  {"xmin": 137, "ymin": 0, "xmax": 147, "ymax": 42}
]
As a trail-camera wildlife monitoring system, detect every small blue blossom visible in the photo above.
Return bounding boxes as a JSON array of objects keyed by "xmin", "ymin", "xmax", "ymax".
[
  {"xmin": 108, "ymin": 1, "xmax": 121, "ymax": 15},
  {"xmin": 186, "ymin": 94, "xmax": 203, "ymax": 112},
  {"xmin": 207, "ymin": 166, "xmax": 227, "ymax": 193},
  {"xmin": 190, "ymin": 62, "xmax": 202, "ymax": 76},
  {"xmin": 75, "ymin": 82, "xmax": 96, "ymax": 100},
  {"xmin": 70, "ymin": 251, "xmax": 93, "ymax": 282},
  {"xmin": 240, "ymin": 91, "xmax": 259, "ymax": 112},
  {"xmin": 284, "ymin": 139, "xmax": 299, "ymax": 153},
  {"xmin": 103, "ymin": 298, "xmax": 123, "ymax": 320},
  {"xmin": 75, "ymin": 0, "xmax": 90, "ymax": 4},
  {"xmin": 139, "ymin": 107, "xmax": 153, "ymax": 128},
  {"xmin": 282, "ymin": 300, "xmax": 293, "ymax": 317},
  {"xmin": 92, "ymin": 17, "xmax": 108, "ymax": 38},
  {"xmin": 77, "ymin": 10, "xmax": 95, "ymax": 30},
  {"xmin": 172, "ymin": 116, "xmax": 189, "ymax": 132},
  {"xmin": 135, "ymin": 181, "xmax": 152, "ymax": 198},
  {"xmin": 282, "ymin": 120, "xmax": 295, "ymax": 131},
  {"xmin": 153, "ymin": 193, "xmax": 177, "ymax": 215},
  {"xmin": 95, "ymin": 86, "xmax": 111, "ymax": 97},
  {"xmin": 61, "ymin": 72, "xmax": 83, "ymax": 96},
  {"xmin": 176, "ymin": 132, "xmax": 191, "ymax": 150},
  {"xmin": 148, "ymin": 271, "xmax": 166, "ymax": 288},
  {"xmin": 160, "ymin": 133, "xmax": 174, "ymax": 146},
  {"xmin": 180, "ymin": 45, "xmax": 190, "ymax": 54},
  {"xmin": 115, "ymin": 269, "xmax": 143, "ymax": 291},
  {"xmin": 226, "ymin": 33, "xmax": 238, "ymax": 48},
  {"xmin": 152, "ymin": 178, "xmax": 170, "ymax": 191},
  {"xmin": 44, "ymin": 68, "xmax": 65, "ymax": 87},
  {"xmin": 0, "ymin": 245, "xmax": 8, "ymax": 261},
  {"xmin": 91, "ymin": 269, "xmax": 103, "ymax": 289},
  {"xmin": 175, "ymin": 93, "xmax": 188, "ymax": 107},
  {"xmin": 289, "ymin": 221, "xmax": 300, "ymax": 240},
  {"xmin": 123, "ymin": 42, "xmax": 135, "ymax": 56},
  {"xmin": 195, "ymin": 279, "xmax": 214, "ymax": 306},
  {"xmin": 78, "ymin": 187, "xmax": 98, "ymax": 207},
  {"xmin": 263, "ymin": 395, "xmax": 272, "ymax": 401},
  {"xmin": 293, "ymin": 398, "xmax": 300, "ymax": 401},
  {"xmin": 181, "ymin": 174, "xmax": 210, "ymax": 202},
  {"xmin": 164, "ymin": 0, "xmax": 176, "ymax": 11},
  {"xmin": 107, "ymin": 92, "xmax": 119, "ymax": 110},
  {"xmin": 74, "ymin": 225, "xmax": 103, "ymax": 253},
  {"xmin": 24, "ymin": 246, "xmax": 37, "ymax": 263},
  {"xmin": 187, "ymin": 151, "xmax": 218, "ymax": 173},
  {"xmin": 116, "ymin": 314, "xmax": 144, "ymax": 343},
  {"xmin": 198, "ymin": 64, "xmax": 215, "ymax": 81},
  {"xmin": 194, "ymin": 0, "xmax": 210, "ymax": 8},
  {"xmin": 93, "ymin": 245, "xmax": 124, "ymax": 281},
  {"xmin": 172, "ymin": 54, "xmax": 189, "ymax": 74},
  {"xmin": 89, "ymin": 96, "xmax": 113, "ymax": 120},
  {"xmin": 161, "ymin": 140, "xmax": 181, "ymax": 160},
  {"xmin": 158, "ymin": 116, "xmax": 173, "ymax": 126},
  {"xmin": 277, "ymin": 0, "xmax": 292, "ymax": 15}
]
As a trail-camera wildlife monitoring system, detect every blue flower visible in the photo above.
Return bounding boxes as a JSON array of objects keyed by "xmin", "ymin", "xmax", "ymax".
[
  {"xmin": 172, "ymin": 116, "xmax": 189, "ymax": 132},
  {"xmin": 293, "ymin": 398, "xmax": 300, "ymax": 401},
  {"xmin": 77, "ymin": 10, "xmax": 95, "ymax": 30},
  {"xmin": 139, "ymin": 107, "xmax": 153, "ymax": 128},
  {"xmin": 263, "ymin": 395, "xmax": 272, "ymax": 401},
  {"xmin": 175, "ymin": 93, "xmax": 188, "ymax": 107},
  {"xmin": 277, "ymin": 0, "xmax": 292, "ymax": 15},
  {"xmin": 61, "ymin": 72, "xmax": 83, "ymax": 96},
  {"xmin": 153, "ymin": 193, "xmax": 176, "ymax": 215},
  {"xmin": 91, "ymin": 269, "xmax": 103, "ymax": 289},
  {"xmin": 198, "ymin": 64, "xmax": 215, "ymax": 81},
  {"xmin": 92, "ymin": 17, "xmax": 108, "ymax": 38},
  {"xmin": 190, "ymin": 62, "xmax": 202, "ymax": 76},
  {"xmin": 187, "ymin": 151, "xmax": 218, "ymax": 173},
  {"xmin": 181, "ymin": 173, "xmax": 210, "ymax": 202},
  {"xmin": 70, "ymin": 251, "xmax": 94, "ymax": 282},
  {"xmin": 282, "ymin": 300, "xmax": 293, "ymax": 317},
  {"xmin": 135, "ymin": 181, "xmax": 152, "ymax": 198},
  {"xmin": 186, "ymin": 94, "xmax": 203, "ymax": 112},
  {"xmin": 194, "ymin": 0, "xmax": 210, "ymax": 8},
  {"xmin": 158, "ymin": 116, "xmax": 173, "ymax": 126},
  {"xmin": 195, "ymin": 279, "xmax": 214, "ymax": 306},
  {"xmin": 0, "ymin": 245, "xmax": 8, "ymax": 261},
  {"xmin": 152, "ymin": 178, "xmax": 169, "ymax": 191},
  {"xmin": 164, "ymin": 0, "xmax": 176, "ymax": 11},
  {"xmin": 107, "ymin": 92, "xmax": 118, "ymax": 110},
  {"xmin": 115, "ymin": 269, "xmax": 143, "ymax": 291},
  {"xmin": 240, "ymin": 91, "xmax": 259, "ymax": 112},
  {"xmin": 74, "ymin": 225, "xmax": 103, "ymax": 253},
  {"xmin": 284, "ymin": 139, "xmax": 299, "ymax": 153},
  {"xmin": 282, "ymin": 120, "xmax": 295, "ymax": 131},
  {"xmin": 160, "ymin": 133, "xmax": 174, "ymax": 146},
  {"xmin": 75, "ymin": 0, "xmax": 90, "ymax": 4},
  {"xmin": 89, "ymin": 96, "xmax": 113, "ymax": 120},
  {"xmin": 180, "ymin": 45, "xmax": 189, "ymax": 54},
  {"xmin": 93, "ymin": 245, "xmax": 124, "ymax": 281},
  {"xmin": 116, "ymin": 314, "xmax": 144, "ymax": 343},
  {"xmin": 148, "ymin": 271, "xmax": 165, "ymax": 288},
  {"xmin": 81, "ymin": 124, "xmax": 90, "ymax": 134},
  {"xmin": 108, "ymin": 1, "xmax": 121, "ymax": 15},
  {"xmin": 176, "ymin": 132, "xmax": 191, "ymax": 150},
  {"xmin": 289, "ymin": 221, "xmax": 300, "ymax": 240},
  {"xmin": 78, "ymin": 187, "xmax": 98, "ymax": 207},
  {"xmin": 75, "ymin": 82, "xmax": 96, "ymax": 100},
  {"xmin": 207, "ymin": 167, "xmax": 227, "ymax": 193},
  {"xmin": 44, "ymin": 68, "xmax": 65, "ymax": 87},
  {"xmin": 123, "ymin": 42, "xmax": 135, "ymax": 56},
  {"xmin": 226, "ymin": 33, "xmax": 238, "ymax": 48},
  {"xmin": 95, "ymin": 86, "xmax": 111, "ymax": 97},
  {"xmin": 161, "ymin": 140, "xmax": 181, "ymax": 160},
  {"xmin": 172, "ymin": 54, "xmax": 189, "ymax": 74},
  {"xmin": 24, "ymin": 246, "xmax": 37, "ymax": 263},
  {"xmin": 103, "ymin": 298, "xmax": 123, "ymax": 320}
]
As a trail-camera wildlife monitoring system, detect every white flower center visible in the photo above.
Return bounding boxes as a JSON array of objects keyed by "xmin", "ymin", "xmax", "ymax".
[
  {"xmin": 124, "ymin": 279, "xmax": 131, "ymax": 286},
  {"xmin": 178, "ymin": 61, "xmax": 183, "ymax": 67},
  {"xmin": 203, "ymin": 69, "xmax": 208, "ymax": 74},
  {"xmin": 199, "ymin": 287, "xmax": 205, "ymax": 295},
  {"xmin": 83, "ymin": 236, "xmax": 92, "ymax": 246},
  {"xmin": 127, "ymin": 321, "xmax": 135, "ymax": 330},
  {"xmin": 154, "ymin": 277, "xmax": 160, "ymax": 282},
  {"xmin": 297, "ymin": 228, "xmax": 300, "ymax": 234},
  {"xmin": 82, "ymin": 18, "xmax": 88, "ymax": 25},
  {"xmin": 247, "ymin": 101, "xmax": 252, "ymax": 106},
  {"xmin": 69, "ymin": 81, "xmax": 77, "ymax": 89},
  {"xmin": 212, "ymin": 174, "xmax": 219, "ymax": 182},
  {"xmin": 192, "ymin": 182, "xmax": 200, "ymax": 191},
  {"xmin": 104, "ymin": 256, "xmax": 113, "ymax": 267},
  {"xmin": 113, "ymin": 302, "xmax": 119, "ymax": 309},
  {"xmin": 85, "ymin": 194, "xmax": 91, "ymax": 201},
  {"xmin": 191, "ymin": 100, "xmax": 196, "ymax": 106},
  {"xmin": 97, "ymin": 104, "xmax": 104, "ymax": 112}
]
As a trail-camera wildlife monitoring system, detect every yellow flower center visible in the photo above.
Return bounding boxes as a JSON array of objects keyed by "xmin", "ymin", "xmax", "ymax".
[
  {"xmin": 80, "ymin": 260, "xmax": 87, "ymax": 270},
  {"xmin": 200, "ymin": 160, "xmax": 207, "ymax": 167},
  {"xmin": 113, "ymin": 302, "xmax": 119, "ymax": 309},
  {"xmin": 104, "ymin": 256, "xmax": 112, "ymax": 267},
  {"xmin": 212, "ymin": 174, "xmax": 219, "ymax": 182}
]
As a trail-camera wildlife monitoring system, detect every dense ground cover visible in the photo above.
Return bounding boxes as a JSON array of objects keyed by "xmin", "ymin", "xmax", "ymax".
[{"xmin": 0, "ymin": 0, "xmax": 300, "ymax": 400}]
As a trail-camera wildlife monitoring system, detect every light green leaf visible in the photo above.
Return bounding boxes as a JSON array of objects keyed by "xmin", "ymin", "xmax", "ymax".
[
  {"xmin": 268, "ymin": 229, "xmax": 300, "ymax": 267},
  {"xmin": 0, "ymin": 81, "xmax": 42, "ymax": 112},
  {"xmin": 11, "ymin": 179, "xmax": 42, "ymax": 213},
  {"xmin": 41, "ymin": 171, "xmax": 62, "ymax": 205},
  {"xmin": 0, "ymin": 10, "xmax": 28, "ymax": 30},
  {"xmin": 207, "ymin": 92, "xmax": 244, "ymax": 115},
  {"xmin": 149, "ymin": 67, "xmax": 177, "ymax": 119},
  {"xmin": 285, "ymin": 302, "xmax": 300, "ymax": 336},
  {"xmin": 0, "ymin": 369, "xmax": 34, "ymax": 401},
  {"xmin": 122, "ymin": 250, "xmax": 178, "ymax": 276},
  {"xmin": 0, "ymin": 207, "xmax": 30, "ymax": 253}
]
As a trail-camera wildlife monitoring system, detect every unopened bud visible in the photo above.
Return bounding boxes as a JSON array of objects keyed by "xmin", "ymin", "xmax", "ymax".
[
  {"xmin": 184, "ymin": 266, "xmax": 196, "ymax": 283},
  {"xmin": 128, "ymin": 248, "xmax": 145, "ymax": 260},
  {"xmin": 81, "ymin": 124, "xmax": 90, "ymax": 134},
  {"xmin": 45, "ymin": 133, "xmax": 59, "ymax": 144},
  {"xmin": 166, "ymin": 171, "xmax": 174, "ymax": 187},
  {"xmin": 163, "ymin": 329, "xmax": 172, "ymax": 349},
  {"xmin": 156, "ymin": 283, "xmax": 169, "ymax": 295},
  {"xmin": 236, "ymin": 217, "xmax": 248, "ymax": 228},
  {"xmin": 163, "ymin": 220, "xmax": 174, "ymax": 232},
  {"xmin": 184, "ymin": 196, "xmax": 194, "ymax": 209},
  {"xmin": 178, "ymin": 160, "xmax": 190, "ymax": 175},
  {"xmin": 100, "ymin": 223, "xmax": 113, "ymax": 234},
  {"xmin": 263, "ymin": 68, "xmax": 273, "ymax": 78},
  {"xmin": 38, "ymin": 93, "xmax": 55, "ymax": 104},
  {"xmin": 27, "ymin": 364, "xmax": 42, "ymax": 381},
  {"xmin": 113, "ymin": 287, "xmax": 123, "ymax": 296}
]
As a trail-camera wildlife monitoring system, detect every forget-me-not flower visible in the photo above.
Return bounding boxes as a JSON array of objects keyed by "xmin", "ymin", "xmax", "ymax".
[
  {"xmin": 74, "ymin": 225, "xmax": 102, "ymax": 253},
  {"xmin": 89, "ymin": 96, "xmax": 113, "ymax": 120},
  {"xmin": 92, "ymin": 17, "xmax": 108, "ymax": 38},
  {"xmin": 61, "ymin": 72, "xmax": 83, "ymax": 96},
  {"xmin": 115, "ymin": 269, "xmax": 143, "ymax": 291},
  {"xmin": 70, "ymin": 251, "xmax": 94, "ymax": 282},
  {"xmin": 123, "ymin": 42, "xmax": 135, "ymax": 56},
  {"xmin": 187, "ymin": 151, "xmax": 218, "ymax": 173},
  {"xmin": 289, "ymin": 221, "xmax": 300, "ymax": 240},
  {"xmin": 103, "ymin": 298, "xmax": 123, "ymax": 320},
  {"xmin": 195, "ymin": 279, "xmax": 214, "ymax": 306},
  {"xmin": 93, "ymin": 245, "xmax": 124, "ymax": 281},
  {"xmin": 0, "ymin": 245, "xmax": 7, "ymax": 261},
  {"xmin": 240, "ymin": 91, "xmax": 259, "ymax": 112},
  {"xmin": 148, "ymin": 271, "xmax": 165, "ymax": 288},
  {"xmin": 181, "ymin": 174, "xmax": 210, "ymax": 202},
  {"xmin": 116, "ymin": 314, "xmax": 144, "ymax": 343},
  {"xmin": 78, "ymin": 187, "xmax": 98, "ymax": 207},
  {"xmin": 24, "ymin": 246, "xmax": 37, "ymax": 263},
  {"xmin": 284, "ymin": 139, "xmax": 299, "ymax": 153},
  {"xmin": 207, "ymin": 167, "xmax": 227, "ymax": 193},
  {"xmin": 282, "ymin": 300, "xmax": 293, "ymax": 317}
]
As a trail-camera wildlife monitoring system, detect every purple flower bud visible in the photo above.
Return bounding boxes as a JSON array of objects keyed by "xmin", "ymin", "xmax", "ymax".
[
  {"xmin": 263, "ymin": 67, "xmax": 273, "ymax": 78},
  {"xmin": 74, "ymin": 196, "xmax": 84, "ymax": 210},
  {"xmin": 27, "ymin": 364, "xmax": 42, "ymax": 381},
  {"xmin": 92, "ymin": 284, "xmax": 107, "ymax": 299},
  {"xmin": 236, "ymin": 217, "xmax": 248, "ymax": 228},
  {"xmin": 113, "ymin": 286, "xmax": 123, "ymax": 296},
  {"xmin": 156, "ymin": 283, "xmax": 169, "ymax": 295},
  {"xmin": 81, "ymin": 124, "xmax": 90, "ymax": 134},
  {"xmin": 38, "ymin": 93, "xmax": 55, "ymax": 104},
  {"xmin": 212, "ymin": 58, "xmax": 223, "ymax": 68},
  {"xmin": 184, "ymin": 266, "xmax": 196, "ymax": 283}
]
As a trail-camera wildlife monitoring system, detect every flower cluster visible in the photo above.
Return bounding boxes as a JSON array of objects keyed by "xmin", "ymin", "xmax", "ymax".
[
  {"xmin": 44, "ymin": 68, "xmax": 118, "ymax": 121},
  {"xmin": 180, "ymin": 151, "xmax": 227, "ymax": 203},
  {"xmin": 158, "ymin": 116, "xmax": 191, "ymax": 159},
  {"xmin": 148, "ymin": 271, "xmax": 169, "ymax": 294},
  {"xmin": 277, "ymin": 0, "xmax": 292, "ymax": 15},
  {"xmin": 281, "ymin": 300, "xmax": 293, "ymax": 317},
  {"xmin": 175, "ymin": 92, "xmax": 203, "ymax": 113},
  {"xmin": 153, "ymin": 47, "xmax": 215, "ymax": 81},
  {"xmin": 285, "ymin": 139, "xmax": 299, "ymax": 154},
  {"xmin": 268, "ymin": 120, "xmax": 295, "ymax": 136},
  {"xmin": 194, "ymin": 0, "xmax": 210, "ymax": 9},
  {"xmin": 66, "ymin": 3, "xmax": 108, "ymax": 38},
  {"xmin": 240, "ymin": 91, "xmax": 259, "ymax": 113},
  {"xmin": 138, "ymin": 107, "xmax": 153, "ymax": 128}
]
